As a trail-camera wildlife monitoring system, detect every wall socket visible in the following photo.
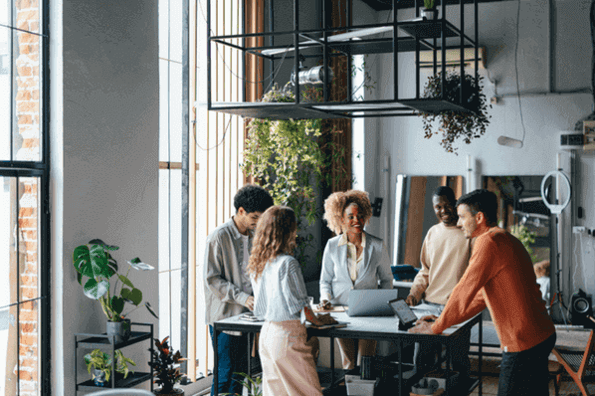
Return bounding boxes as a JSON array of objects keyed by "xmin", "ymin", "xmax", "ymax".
[{"xmin": 573, "ymin": 226, "xmax": 586, "ymax": 234}]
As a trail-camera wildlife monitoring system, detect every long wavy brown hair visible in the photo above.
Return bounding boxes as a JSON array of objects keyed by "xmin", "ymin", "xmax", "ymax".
[
  {"xmin": 323, "ymin": 190, "xmax": 372, "ymax": 235},
  {"xmin": 248, "ymin": 205, "xmax": 297, "ymax": 281}
]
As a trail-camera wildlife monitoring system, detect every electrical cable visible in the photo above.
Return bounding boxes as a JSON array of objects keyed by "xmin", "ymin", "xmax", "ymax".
[
  {"xmin": 194, "ymin": 117, "xmax": 232, "ymax": 151},
  {"xmin": 514, "ymin": 0, "xmax": 527, "ymax": 144}
]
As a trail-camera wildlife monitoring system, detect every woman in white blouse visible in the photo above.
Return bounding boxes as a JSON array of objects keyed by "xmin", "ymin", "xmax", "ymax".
[
  {"xmin": 249, "ymin": 205, "xmax": 336, "ymax": 396},
  {"xmin": 319, "ymin": 190, "xmax": 393, "ymax": 370}
]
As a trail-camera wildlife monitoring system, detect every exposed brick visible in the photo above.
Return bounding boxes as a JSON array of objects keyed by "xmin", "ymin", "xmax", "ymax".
[
  {"xmin": 19, "ymin": 310, "xmax": 37, "ymax": 322},
  {"xmin": 17, "ymin": 101, "xmax": 36, "ymax": 112},
  {"xmin": 20, "ymin": 345, "xmax": 37, "ymax": 356},
  {"xmin": 16, "ymin": 90, "xmax": 32, "ymax": 101},
  {"xmin": 20, "ymin": 274, "xmax": 38, "ymax": 286},
  {"xmin": 22, "ymin": 138, "xmax": 40, "ymax": 149},
  {"xmin": 18, "ymin": 115, "xmax": 32, "ymax": 125},
  {"xmin": 19, "ymin": 208, "xmax": 37, "ymax": 217},
  {"xmin": 20, "ymin": 334, "xmax": 38, "ymax": 347},
  {"xmin": 17, "ymin": 0, "xmax": 32, "ymax": 8},
  {"xmin": 25, "ymin": 261, "xmax": 37, "ymax": 272},
  {"xmin": 17, "ymin": 10, "xmax": 38, "ymax": 22},
  {"xmin": 32, "ymin": 66, "xmax": 39, "ymax": 75},
  {"xmin": 17, "ymin": 218, "xmax": 35, "ymax": 229},
  {"xmin": 20, "ymin": 358, "xmax": 37, "ymax": 369},
  {"xmin": 20, "ymin": 287, "xmax": 38, "ymax": 300},
  {"xmin": 22, "ymin": 230, "xmax": 38, "ymax": 240},
  {"xmin": 24, "ymin": 241, "xmax": 37, "ymax": 251},
  {"xmin": 26, "ymin": 253, "xmax": 37, "ymax": 262},
  {"xmin": 18, "ymin": 369, "xmax": 37, "ymax": 382},
  {"xmin": 31, "ymin": 90, "xmax": 39, "ymax": 100}
]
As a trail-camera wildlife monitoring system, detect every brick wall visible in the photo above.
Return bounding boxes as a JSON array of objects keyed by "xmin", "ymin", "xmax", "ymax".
[{"xmin": 14, "ymin": 0, "xmax": 41, "ymax": 394}]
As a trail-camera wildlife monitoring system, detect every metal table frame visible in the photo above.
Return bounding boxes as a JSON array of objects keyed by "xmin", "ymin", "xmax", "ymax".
[{"xmin": 213, "ymin": 313, "xmax": 483, "ymax": 395}]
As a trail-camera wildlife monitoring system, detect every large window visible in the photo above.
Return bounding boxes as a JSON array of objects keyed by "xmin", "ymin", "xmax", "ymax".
[
  {"xmin": 159, "ymin": 0, "xmax": 248, "ymax": 388},
  {"xmin": 0, "ymin": 0, "xmax": 50, "ymax": 395}
]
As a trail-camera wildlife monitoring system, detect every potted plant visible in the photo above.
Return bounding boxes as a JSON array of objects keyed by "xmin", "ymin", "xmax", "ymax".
[
  {"xmin": 422, "ymin": 0, "xmax": 437, "ymax": 20},
  {"xmin": 84, "ymin": 349, "xmax": 112, "ymax": 387},
  {"xmin": 114, "ymin": 349, "xmax": 137, "ymax": 380},
  {"xmin": 420, "ymin": 71, "xmax": 492, "ymax": 154},
  {"xmin": 84, "ymin": 349, "xmax": 136, "ymax": 386},
  {"xmin": 148, "ymin": 336, "xmax": 186, "ymax": 395},
  {"xmin": 73, "ymin": 239, "xmax": 159, "ymax": 343},
  {"xmin": 222, "ymin": 372, "xmax": 262, "ymax": 396}
]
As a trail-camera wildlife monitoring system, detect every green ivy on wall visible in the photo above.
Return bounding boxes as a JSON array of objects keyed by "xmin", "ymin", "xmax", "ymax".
[{"xmin": 242, "ymin": 83, "xmax": 350, "ymax": 265}]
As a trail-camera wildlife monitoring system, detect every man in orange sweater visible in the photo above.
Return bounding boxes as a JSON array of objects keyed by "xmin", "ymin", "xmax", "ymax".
[{"xmin": 410, "ymin": 189, "xmax": 556, "ymax": 396}]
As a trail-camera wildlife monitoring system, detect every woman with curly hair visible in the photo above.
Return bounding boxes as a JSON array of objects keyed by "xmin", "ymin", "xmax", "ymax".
[
  {"xmin": 249, "ymin": 205, "xmax": 336, "ymax": 396},
  {"xmin": 319, "ymin": 190, "xmax": 393, "ymax": 370}
]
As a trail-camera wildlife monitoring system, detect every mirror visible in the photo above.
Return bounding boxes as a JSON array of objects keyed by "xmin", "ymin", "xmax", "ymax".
[
  {"xmin": 482, "ymin": 175, "xmax": 551, "ymax": 265},
  {"xmin": 393, "ymin": 175, "xmax": 552, "ymax": 270},
  {"xmin": 393, "ymin": 175, "xmax": 464, "ymax": 267}
]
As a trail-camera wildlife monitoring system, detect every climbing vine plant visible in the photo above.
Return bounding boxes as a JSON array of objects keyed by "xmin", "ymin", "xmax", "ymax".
[{"xmin": 242, "ymin": 83, "xmax": 351, "ymax": 264}]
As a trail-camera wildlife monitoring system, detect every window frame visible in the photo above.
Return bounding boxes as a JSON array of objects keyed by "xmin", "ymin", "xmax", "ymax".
[{"xmin": 0, "ymin": 0, "xmax": 51, "ymax": 393}]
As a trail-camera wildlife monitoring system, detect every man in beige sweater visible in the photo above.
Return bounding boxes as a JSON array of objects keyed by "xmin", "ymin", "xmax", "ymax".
[{"xmin": 406, "ymin": 186, "xmax": 472, "ymax": 378}]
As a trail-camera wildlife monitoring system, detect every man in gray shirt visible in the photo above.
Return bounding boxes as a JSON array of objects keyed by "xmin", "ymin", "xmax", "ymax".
[{"xmin": 204, "ymin": 184, "xmax": 273, "ymax": 396}]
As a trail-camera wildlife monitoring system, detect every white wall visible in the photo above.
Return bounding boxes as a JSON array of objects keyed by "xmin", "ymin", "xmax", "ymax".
[
  {"xmin": 363, "ymin": 1, "xmax": 595, "ymax": 308},
  {"xmin": 52, "ymin": 1, "xmax": 159, "ymax": 394}
]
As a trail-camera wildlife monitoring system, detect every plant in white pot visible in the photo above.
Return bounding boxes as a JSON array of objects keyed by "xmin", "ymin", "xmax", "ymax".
[
  {"xmin": 73, "ymin": 239, "xmax": 159, "ymax": 342},
  {"xmin": 423, "ymin": 0, "xmax": 438, "ymax": 20},
  {"xmin": 84, "ymin": 349, "xmax": 137, "ymax": 386}
]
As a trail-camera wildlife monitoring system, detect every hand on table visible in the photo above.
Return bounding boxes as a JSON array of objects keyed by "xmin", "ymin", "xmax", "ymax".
[
  {"xmin": 245, "ymin": 296, "xmax": 255, "ymax": 311},
  {"xmin": 408, "ymin": 315, "xmax": 438, "ymax": 334},
  {"xmin": 318, "ymin": 299, "xmax": 332, "ymax": 311},
  {"xmin": 405, "ymin": 294, "xmax": 418, "ymax": 306}
]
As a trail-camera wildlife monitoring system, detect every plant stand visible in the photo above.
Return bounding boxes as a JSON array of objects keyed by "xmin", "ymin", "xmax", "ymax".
[{"xmin": 75, "ymin": 322, "xmax": 154, "ymax": 394}]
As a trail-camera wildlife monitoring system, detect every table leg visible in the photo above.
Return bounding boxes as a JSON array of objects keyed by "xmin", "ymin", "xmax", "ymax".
[
  {"xmin": 479, "ymin": 319, "xmax": 483, "ymax": 396},
  {"xmin": 445, "ymin": 341, "xmax": 451, "ymax": 395},
  {"xmin": 397, "ymin": 339, "xmax": 402, "ymax": 396},
  {"xmin": 330, "ymin": 336, "xmax": 335, "ymax": 386},
  {"xmin": 213, "ymin": 325, "xmax": 219, "ymax": 396},
  {"xmin": 247, "ymin": 332, "xmax": 252, "ymax": 378}
]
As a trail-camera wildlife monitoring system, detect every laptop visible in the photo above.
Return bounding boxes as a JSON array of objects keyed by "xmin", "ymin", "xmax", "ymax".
[{"xmin": 347, "ymin": 289, "xmax": 401, "ymax": 317}]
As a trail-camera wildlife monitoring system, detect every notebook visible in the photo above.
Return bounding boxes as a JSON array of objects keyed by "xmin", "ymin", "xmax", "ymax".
[{"xmin": 347, "ymin": 289, "xmax": 401, "ymax": 317}]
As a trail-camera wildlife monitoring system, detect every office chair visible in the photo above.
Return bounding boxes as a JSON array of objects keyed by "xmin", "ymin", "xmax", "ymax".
[
  {"xmin": 86, "ymin": 389, "xmax": 154, "ymax": 396},
  {"xmin": 552, "ymin": 317, "xmax": 595, "ymax": 396}
]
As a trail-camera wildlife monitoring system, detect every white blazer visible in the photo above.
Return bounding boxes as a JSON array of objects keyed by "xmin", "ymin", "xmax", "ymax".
[{"xmin": 320, "ymin": 231, "xmax": 393, "ymax": 306}]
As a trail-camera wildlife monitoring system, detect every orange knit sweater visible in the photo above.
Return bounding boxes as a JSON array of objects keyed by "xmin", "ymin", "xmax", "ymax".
[{"xmin": 431, "ymin": 227, "xmax": 555, "ymax": 352}]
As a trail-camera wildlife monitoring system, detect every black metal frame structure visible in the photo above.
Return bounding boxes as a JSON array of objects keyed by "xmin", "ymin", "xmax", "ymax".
[
  {"xmin": 207, "ymin": 0, "xmax": 481, "ymax": 120},
  {"xmin": 74, "ymin": 323, "xmax": 154, "ymax": 393},
  {"xmin": 0, "ymin": 0, "xmax": 51, "ymax": 393},
  {"xmin": 212, "ymin": 312, "xmax": 484, "ymax": 395}
]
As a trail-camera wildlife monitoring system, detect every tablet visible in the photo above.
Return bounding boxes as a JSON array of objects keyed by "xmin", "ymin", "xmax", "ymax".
[{"xmin": 388, "ymin": 298, "xmax": 418, "ymax": 330}]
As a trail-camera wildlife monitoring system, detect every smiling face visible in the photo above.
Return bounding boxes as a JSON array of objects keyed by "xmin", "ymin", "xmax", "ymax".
[
  {"xmin": 433, "ymin": 194, "xmax": 457, "ymax": 227},
  {"xmin": 457, "ymin": 204, "xmax": 479, "ymax": 239},
  {"xmin": 342, "ymin": 204, "xmax": 365, "ymax": 236},
  {"xmin": 235, "ymin": 207, "xmax": 263, "ymax": 235}
]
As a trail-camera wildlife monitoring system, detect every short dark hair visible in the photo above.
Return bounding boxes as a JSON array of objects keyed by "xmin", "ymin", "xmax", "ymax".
[
  {"xmin": 456, "ymin": 189, "xmax": 498, "ymax": 225},
  {"xmin": 433, "ymin": 186, "xmax": 456, "ymax": 206},
  {"xmin": 234, "ymin": 184, "xmax": 274, "ymax": 214}
]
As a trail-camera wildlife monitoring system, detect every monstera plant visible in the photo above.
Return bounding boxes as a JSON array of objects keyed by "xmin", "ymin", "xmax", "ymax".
[{"xmin": 73, "ymin": 239, "xmax": 158, "ymax": 342}]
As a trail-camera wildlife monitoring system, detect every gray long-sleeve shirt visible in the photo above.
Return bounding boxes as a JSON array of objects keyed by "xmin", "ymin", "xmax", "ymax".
[{"xmin": 203, "ymin": 218, "xmax": 252, "ymax": 325}]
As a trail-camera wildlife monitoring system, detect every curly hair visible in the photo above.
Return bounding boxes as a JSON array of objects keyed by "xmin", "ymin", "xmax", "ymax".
[
  {"xmin": 234, "ymin": 184, "xmax": 274, "ymax": 214},
  {"xmin": 247, "ymin": 206, "xmax": 297, "ymax": 281},
  {"xmin": 323, "ymin": 190, "xmax": 372, "ymax": 235}
]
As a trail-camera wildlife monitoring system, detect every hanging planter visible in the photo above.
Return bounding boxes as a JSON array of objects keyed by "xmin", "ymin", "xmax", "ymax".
[{"xmin": 420, "ymin": 71, "xmax": 492, "ymax": 154}]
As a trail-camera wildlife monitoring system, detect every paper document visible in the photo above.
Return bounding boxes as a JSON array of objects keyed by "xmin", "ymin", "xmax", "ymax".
[{"xmin": 411, "ymin": 303, "xmax": 443, "ymax": 318}]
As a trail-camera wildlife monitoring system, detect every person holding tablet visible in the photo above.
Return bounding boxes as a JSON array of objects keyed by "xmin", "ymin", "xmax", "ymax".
[
  {"xmin": 319, "ymin": 190, "xmax": 393, "ymax": 370},
  {"xmin": 249, "ymin": 206, "xmax": 336, "ymax": 396}
]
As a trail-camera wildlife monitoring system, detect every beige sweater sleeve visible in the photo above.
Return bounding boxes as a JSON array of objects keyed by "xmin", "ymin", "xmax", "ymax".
[{"xmin": 409, "ymin": 235, "xmax": 432, "ymax": 302}]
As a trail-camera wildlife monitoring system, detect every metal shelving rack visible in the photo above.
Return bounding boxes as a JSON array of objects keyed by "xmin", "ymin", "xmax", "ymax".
[
  {"xmin": 207, "ymin": 0, "xmax": 480, "ymax": 120},
  {"xmin": 74, "ymin": 322, "xmax": 154, "ymax": 394}
]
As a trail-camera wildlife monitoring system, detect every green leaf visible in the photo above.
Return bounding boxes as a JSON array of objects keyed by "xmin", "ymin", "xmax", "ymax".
[
  {"xmin": 110, "ymin": 296, "xmax": 125, "ymax": 315},
  {"xmin": 122, "ymin": 288, "xmax": 142, "ymax": 305},
  {"xmin": 127, "ymin": 258, "xmax": 154, "ymax": 271},
  {"xmin": 83, "ymin": 278, "xmax": 109, "ymax": 300},
  {"xmin": 118, "ymin": 275, "xmax": 134, "ymax": 288},
  {"xmin": 145, "ymin": 302, "xmax": 159, "ymax": 319}
]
